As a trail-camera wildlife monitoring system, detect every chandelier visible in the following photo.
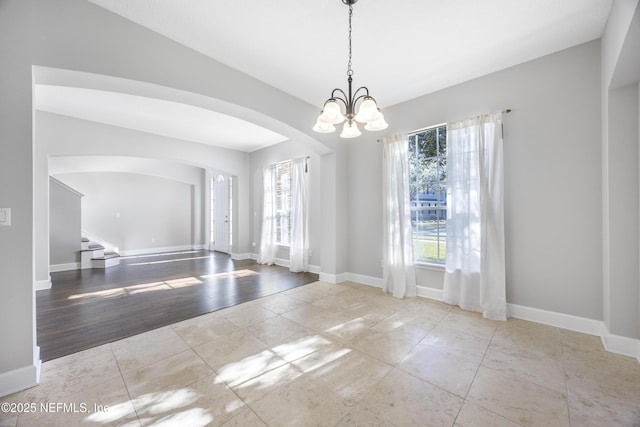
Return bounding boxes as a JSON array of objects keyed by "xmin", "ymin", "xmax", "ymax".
[{"xmin": 313, "ymin": 0, "xmax": 388, "ymax": 138}]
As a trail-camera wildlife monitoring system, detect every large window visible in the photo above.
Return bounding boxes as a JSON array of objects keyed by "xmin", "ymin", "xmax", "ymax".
[
  {"xmin": 274, "ymin": 161, "xmax": 292, "ymax": 245},
  {"xmin": 409, "ymin": 125, "xmax": 447, "ymax": 264}
]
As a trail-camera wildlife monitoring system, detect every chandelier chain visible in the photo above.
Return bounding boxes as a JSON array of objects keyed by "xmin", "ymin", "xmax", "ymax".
[{"xmin": 347, "ymin": 3, "xmax": 353, "ymax": 77}]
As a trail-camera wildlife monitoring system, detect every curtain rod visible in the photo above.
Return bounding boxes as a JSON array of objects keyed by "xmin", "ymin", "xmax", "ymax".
[
  {"xmin": 271, "ymin": 156, "xmax": 310, "ymax": 167},
  {"xmin": 377, "ymin": 109, "xmax": 512, "ymax": 142}
]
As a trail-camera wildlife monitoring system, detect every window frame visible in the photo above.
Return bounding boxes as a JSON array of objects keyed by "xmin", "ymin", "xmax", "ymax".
[
  {"xmin": 273, "ymin": 160, "xmax": 292, "ymax": 247},
  {"xmin": 408, "ymin": 123, "xmax": 448, "ymax": 267}
]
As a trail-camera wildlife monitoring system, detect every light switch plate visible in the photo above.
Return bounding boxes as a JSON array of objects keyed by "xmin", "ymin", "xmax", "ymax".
[{"xmin": 0, "ymin": 208, "xmax": 11, "ymax": 226}]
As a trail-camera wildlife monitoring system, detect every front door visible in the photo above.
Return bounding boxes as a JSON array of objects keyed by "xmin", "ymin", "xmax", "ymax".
[{"xmin": 213, "ymin": 175, "xmax": 230, "ymax": 253}]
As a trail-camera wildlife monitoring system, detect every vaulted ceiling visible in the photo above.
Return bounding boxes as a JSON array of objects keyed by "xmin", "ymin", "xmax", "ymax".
[{"xmin": 40, "ymin": 0, "xmax": 613, "ymax": 153}]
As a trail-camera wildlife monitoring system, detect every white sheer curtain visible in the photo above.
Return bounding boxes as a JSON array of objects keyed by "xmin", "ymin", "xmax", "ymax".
[
  {"xmin": 289, "ymin": 157, "xmax": 309, "ymax": 272},
  {"xmin": 382, "ymin": 134, "xmax": 416, "ymax": 298},
  {"xmin": 443, "ymin": 111, "xmax": 506, "ymax": 321},
  {"xmin": 258, "ymin": 165, "xmax": 277, "ymax": 265}
]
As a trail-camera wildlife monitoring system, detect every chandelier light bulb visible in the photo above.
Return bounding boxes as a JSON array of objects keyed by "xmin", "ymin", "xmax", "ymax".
[
  {"xmin": 364, "ymin": 111, "xmax": 388, "ymax": 131},
  {"xmin": 354, "ymin": 97, "xmax": 378, "ymax": 123},
  {"xmin": 320, "ymin": 99, "xmax": 346, "ymax": 124},
  {"xmin": 340, "ymin": 120, "xmax": 362, "ymax": 138},
  {"xmin": 313, "ymin": 117, "xmax": 336, "ymax": 133}
]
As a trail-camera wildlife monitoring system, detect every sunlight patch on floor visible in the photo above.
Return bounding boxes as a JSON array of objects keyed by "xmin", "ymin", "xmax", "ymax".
[{"xmin": 67, "ymin": 277, "xmax": 203, "ymax": 300}]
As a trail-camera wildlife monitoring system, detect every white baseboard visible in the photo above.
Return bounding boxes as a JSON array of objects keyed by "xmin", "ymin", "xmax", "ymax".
[
  {"xmin": 0, "ymin": 347, "xmax": 41, "ymax": 398},
  {"xmin": 34, "ymin": 277, "xmax": 52, "ymax": 291},
  {"xmin": 417, "ymin": 285, "xmax": 444, "ymax": 300},
  {"xmin": 231, "ymin": 253, "xmax": 253, "ymax": 260},
  {"xmin": 506, "ymin": 303, "xmax": 605, "ymax": 336},
  {"xmin": 119, "ymin": 245, "xmax": 203, "ymax": 257},
  {"xmin": 49, "ymin": 262, "xmax": 80, "ymax": 273}
]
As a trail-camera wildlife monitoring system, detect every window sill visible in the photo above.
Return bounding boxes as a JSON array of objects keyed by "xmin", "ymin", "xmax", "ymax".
[{"xmin": 414, "ymin": 262, "xmax": 445, "ymax": 272}]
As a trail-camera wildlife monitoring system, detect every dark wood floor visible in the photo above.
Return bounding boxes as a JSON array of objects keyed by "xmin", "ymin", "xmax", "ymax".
[{"xmin": 37, "ymin": 250, "xmax": 319, "ymax": 361}]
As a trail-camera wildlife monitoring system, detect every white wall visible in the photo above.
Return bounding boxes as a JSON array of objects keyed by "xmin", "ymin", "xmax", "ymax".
[
  {"xmin": 348, "ymin": 40, "xmax": 604, "ymax": 321},
  {"xmin": 56, "ymin": 172, "xmax": 194, "ymax": 254},
  {"xmin": 49, "ymin": 177, "xmax": 82, "ymax": 266}
]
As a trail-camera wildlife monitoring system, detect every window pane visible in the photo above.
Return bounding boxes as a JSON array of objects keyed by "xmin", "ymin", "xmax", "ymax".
[
  {"xmin": 409, "ymin": 125, "xmax": 447, "ymax": 264},
  {"xmin": 275, "ymin": 161, "xmax": 292, "ymax": 245}
]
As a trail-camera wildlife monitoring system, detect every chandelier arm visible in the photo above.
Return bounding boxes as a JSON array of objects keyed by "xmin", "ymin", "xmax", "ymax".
[
  {"xmin": 330, "ymin": 88, "xmax": 348, "ymax": 101},
  {"xmin": 352, "ymin": 86, "xmax": 371, "ymax": 100},
  {"xmin": 325, "ymin": 93, "xmax": 349, "ymax": 111}
]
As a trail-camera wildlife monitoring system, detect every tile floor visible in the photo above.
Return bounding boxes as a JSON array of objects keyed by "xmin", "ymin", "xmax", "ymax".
[{"xmin": 1, "ymin": 281, "xmax": 639, "ymax": 426}]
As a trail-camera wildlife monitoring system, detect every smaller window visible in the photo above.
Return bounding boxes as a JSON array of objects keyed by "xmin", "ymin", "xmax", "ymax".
[{"xmin": 274, "ymin": 161, "xmax": 292, "ymax": 246}]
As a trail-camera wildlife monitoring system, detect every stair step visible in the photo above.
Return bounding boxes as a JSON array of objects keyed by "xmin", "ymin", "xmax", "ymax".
[
  {"xmin": 91, "ymin": 253, "xmax": 119, "ymax": 261},
  {"xmin": 81, "ymin": 245, "xmax": 105, "ymax": 252}
]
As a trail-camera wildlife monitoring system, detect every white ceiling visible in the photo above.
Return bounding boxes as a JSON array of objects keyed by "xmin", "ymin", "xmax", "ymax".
[
  {"xmin": 41, "ymin": 1, "xmax": 612, "ymax": 153},
  {"xmin": 89, "ymin": 0, "xmax": 613, "ymax": 108}
]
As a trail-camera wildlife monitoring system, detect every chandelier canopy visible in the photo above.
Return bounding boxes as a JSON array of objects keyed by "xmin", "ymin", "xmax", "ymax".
[{"xmin": 313, "ymin": 0, "xmax": 387, "ymax": 138}]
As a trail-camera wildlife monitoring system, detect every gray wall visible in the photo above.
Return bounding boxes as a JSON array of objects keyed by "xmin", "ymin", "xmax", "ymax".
[
  {"xmin": 348, "ymin": 40, "xmax": 604, "ymax": 321},
  {"xmin": 49, "ymin": 178, "xmax": 82, "ymax": 266},
  {"xmin": 56, "ymin": 172, "xmax": 194, "ymax": 254},
  {"xmin": 601, "ymin": 0, "xmax": 640, "ymax": 339},
  {"xmin": 0, "ymin": 0, "xmax": 331, "ymax": 391}
]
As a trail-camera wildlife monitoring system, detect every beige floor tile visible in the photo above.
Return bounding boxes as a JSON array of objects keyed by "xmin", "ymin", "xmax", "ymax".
[
  {"xmin": 281, "ymin": 286, "xmax": 328, "ymax": 303},
  {"xmin": 365, "ymin": 293, "xmax": 413, "ymax": 310},
  {"xmin": 439, "ymin": 308, "xmax": 499, "ymax": 340},
  {"xmin": 270, "ymin": 330, "xmax": 339, "ymax": 362},
  {"xmin": 112, "ymin": 326, "xmax": 190, "ymax": 374},
  {"xmin": 482, "ymin": 340, "xmax": 566, "ymax": 394},
  {"xmin": 371, "ymin": 311, "xmax": 436, "ymax": 342},
  {"xmin": 361, "ymin": 369, "xmax": 464, "ymax": 427},
  {"xmin": 193, "ymin": 331, "xmax": 268, "ymax": 372},
  {"xmin": 420, "ymin": 324, "xmax": 491, "ymax": 364},
  {"xmin": 321, "ymin": 316, "xmax": 376, "ymax": 343},
  {"xmin": 398, "ymin": 299, "xmax": 453, "ymax": 324},
  {"xmin": 0, "ymin": 416, "xmax": 17, "ymax": 427},
  {"xmin": 24, "ymin": 344, "xmax": 121, "ymax": 402},
  {"xmin": 254, "ymin": 294, "xmax": 307, "ymax": 315},
  {"xmin": 248, "ymin": 374, "xmax": 351, "ymax": 427},
  {"xmin": 467, "ymin": 367, "xmax": 569, "ymax": 426},
  {"xmin": 173, "ymin": 315, "xmax": 241, "ymax": 348},
  {"xmin": 220, "ymin": 407, "xmax": 267, "ymax": 427},
  {"xmin": 123, "ymin": 350, "xmax": 213, "ymax": 399},
  {"xmin": 397, "ymin": 343, "xmax": 479, "ymax": 397},
  {"xmin": 347, "ymin": 328, "xmax": 422, "ymax": 365},
  {"xmin": 221, "ymin": 305, "xmax": 277, "ymax": 328},
  {"xmin": 454, "ymin": 401, "xmax": 521, "ymax": 427},
  {"xmin": 15, "ymin": 376, "xmax": 138, "ymax": 427},
  {"xmin": 244, "ymin": 315, "xmax": 307, "ymax": 346},
  {"xmin": 564, "ymin": 346, "xmax": 640, "ymax": 427},
  {"xmin": 303, "ymin": 281, "xmax": 350, "ymax": 295},
  {"xmin": 339, "ymin": 301, "xmax": 397, "ymax": 323},
  {"xmin": 230, "ymin": 363, "xmax": 304, "ymax": 404},
  {"xmin": 492, "ymin": 318, "xmax": 562, "ymax": 361},
  {"xmin": 559, "ymin": 329, "xmax": 604, "ymax": 352},
  {"xmin": 336, "ymin": 404, "xmax": 395, "ymax": 426},
  {"xmin": 215, "ymin": 349, "xmax": 288, "ymax": 388},
  {"xmin": 294, "ymin": 347, "xmax": 392, "ymax": 403},
  {"xmin": 567, "ymin": 387, "xmax": 640, "ymax": 427},
  {"xmin": 280, "ymin": 304, "xmax": 331, "ymax": 326},
  {"xmin": 312, "ymin": 292, "xmax": 367, "ymax": 313},
  {"xmin": 132, "ymin": 372, "xmax": 245, "ymax": 427}
]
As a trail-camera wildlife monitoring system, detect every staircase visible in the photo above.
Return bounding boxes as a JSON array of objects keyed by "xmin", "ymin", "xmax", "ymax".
[{"xmin": 80, "ymin": 237, "xmax": 120, "ymax": 269}]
